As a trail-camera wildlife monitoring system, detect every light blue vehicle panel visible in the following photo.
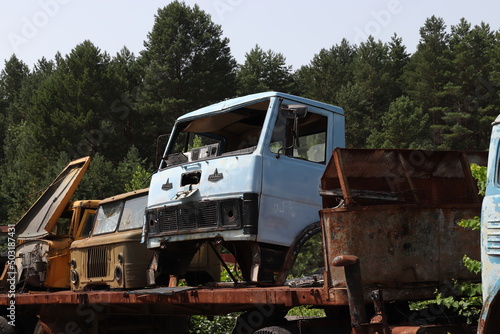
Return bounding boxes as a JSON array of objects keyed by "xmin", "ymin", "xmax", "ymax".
[
  {"xmin": 258, "ymin": 97, "xmax": 344, "ymax": 246},
  {"xmin": 147, "ymin": 154, "xmax": 263, "ymax": 246},
  {"xmin": 480, "ymin": 119, "xmax": 500, "ymax": 331},
  {"xmin": 145, "ymin": 92, "xmax": 344, "ymax": 283}
]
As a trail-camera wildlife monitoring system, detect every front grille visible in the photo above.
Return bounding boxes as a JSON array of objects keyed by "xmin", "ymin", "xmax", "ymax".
[
  {"xmin": 159, "ymin": 208, "xmax": 177, "ymax": 231},
  {"xmin": 87, "ymin": 246, "xmax": 109, "ymax": 278},
  {"xmin": 155, "ymin": 200, "xmax": 239, "ymax": 234},
  {"xmin": 179, "ymin": 207, "xmax": 200, "ymax": 230},
  {"xmin": 199, "ymin": 203, "xmax": 218, "ymax": 228},
  {"xmin": 487, "ymin": 221, "xmax": 500, "ymax": 256}
]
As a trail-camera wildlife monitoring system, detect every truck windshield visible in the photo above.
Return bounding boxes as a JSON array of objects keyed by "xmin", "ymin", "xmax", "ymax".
[
  {"xmin": 161, "ymin": 101, "xmax": 269, "ymax": 168},
  {"xmin": 118, "ymin": 195, "xmax": 148, "ymax": 231},
  {"xmin": 93, "ymin": 201, "xmax": 124, "ymax": 235}
]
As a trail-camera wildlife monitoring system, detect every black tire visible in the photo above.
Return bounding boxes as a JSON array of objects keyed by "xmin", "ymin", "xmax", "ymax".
[
  {"xmin": 32, "ymin": 321, "xmax": 43, "ymax": 334},
  {"xmin": 0, "ymin": 316, "xmax": 15, "ymax": 334},
  {"xmin": 253, "ymin": 326, "xmax": 295, "ymax": 334},
  {"xmin": 231, "ymin": 307, "xmax": 289, "ymax": 334}
]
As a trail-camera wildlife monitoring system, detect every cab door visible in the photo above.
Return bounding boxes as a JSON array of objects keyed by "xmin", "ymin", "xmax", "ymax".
[
  {"xmin": 259, "ymin": 98, "xmax": 335, "ymax": 246},
  {"xmin": 75, "ymin": 209, "xmax": 97, "ymax": 240}
]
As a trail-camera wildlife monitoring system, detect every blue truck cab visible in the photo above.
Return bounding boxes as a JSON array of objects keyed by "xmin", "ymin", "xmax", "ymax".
[
  {"xmin": 480, "ymin": 114, "xmax": 500, "ymax": 332},
  {"xmin": 144, "ymin": 92, "xmax": 344, "ymax": 284}
]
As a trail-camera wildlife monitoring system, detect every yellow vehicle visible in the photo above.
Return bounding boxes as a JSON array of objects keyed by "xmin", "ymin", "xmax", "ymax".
[
  {"xmin": 70, "ymin": 188, "xmax": 151, "ymax": 290},
  {"xmin": 13, "ymin": 157, "xmax": 99, "ymax": 289},
  {"xmin": 70, "ymin": 188, "xmax": 220, "ymax": 290}
]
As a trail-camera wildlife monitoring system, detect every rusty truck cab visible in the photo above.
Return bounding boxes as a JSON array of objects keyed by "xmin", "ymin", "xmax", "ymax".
[
  {"xmin": 70, "ymin": 189, "xmax": 151, "ymax": 290},
  {"xmin": 13, "ymin": 157, "xmax": 98, "ymax": 289},
  {"xmin": 70, "ymin": 188, "xmax": 220, "ymax": 290}
]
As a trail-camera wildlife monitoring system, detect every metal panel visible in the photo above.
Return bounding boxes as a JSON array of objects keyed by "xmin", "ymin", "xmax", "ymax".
[
  {"xmin": 321, "ymin": 205, "xmax": 481, "ymax": 296},
  {"xmin": 321, "ymin": 148, "xmax": 486, "ymax": 208},
  {"xmin": 16, "ymin": 156, "xmax": 91, "ymax": 240},
  {"xmin": 319, "ymin": 148, "xmax": 485, "ymax": 300}
]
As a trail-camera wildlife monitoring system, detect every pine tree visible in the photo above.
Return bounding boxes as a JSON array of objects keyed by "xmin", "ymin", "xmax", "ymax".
[
  {"xmin": 109, "ymin": 47, "xmax": 145, "ymax": 158},
  {"xmin": 0, "ymin": 55, "xmax": 30, "ymax": 159},
  {"xmin": 403, "ymin": 16, "xmax": 452, "ymax": 147},
  {"xmin": 28, "ymin": 40, "xmax": 127, "ymax": 162},
  {"xmin": 237, "ymin": 45, "xmax": 295, "ymax": 95},
  {"xmin": 341, "ymin": 36, "xmax": 396, "ymax": 147},
  {"xmin": 366, "ymin": 96, "xmax": 430, "ymax": 149},
  {"xmin": 439, "ymin": 20, "xmax": 497, "ymax": 150},
  {"xmin": 0, "ymin": 56, "xmax": 32, "ymax": 221},
  {"xmin": 387, "ymin": 34, "xmax": 410, "ymax": 98},
  {"xmin": 137, "ymin": 1, "xmax": 237, "ymax": 150},
  {"xmin": 295, "ymin": 38, "xmax": 356, "ymax": 104},
  {"xmin": 0, "ymin": 121, "xmax": 50, "ymax": 224}
]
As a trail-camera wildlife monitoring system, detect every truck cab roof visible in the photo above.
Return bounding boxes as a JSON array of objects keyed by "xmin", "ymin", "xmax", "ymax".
[{"xmin": 177, "ymin": 91, "xmax": 344, "ymax": 122}]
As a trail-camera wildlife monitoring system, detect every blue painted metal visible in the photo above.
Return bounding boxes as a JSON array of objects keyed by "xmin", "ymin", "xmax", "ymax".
[
  {"xmin": 480, "ymin": 116, "xmax": 500, "ymax": 332},
  {"xmin": 145, "ymin": 92, "xmax": 345, "ymax": 283}
]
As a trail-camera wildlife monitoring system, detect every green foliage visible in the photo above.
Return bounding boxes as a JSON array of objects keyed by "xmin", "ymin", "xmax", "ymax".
[
  {"xmin": 470, "ymin": 164, "xmax": 487, "ymax": 196},
  {"xmin": 220, "ymin": 264, "xmax": 242, "ymax": 283},
  {"xmin": 432, "ymin": 279, "xmax": 483, "ymax": 324},
  {"xmin": 456, "ymin": 163, "xmax": 486, "ymax": 232},
  {"xmin": 441, "ymin": 163, "xmax": 486, "ymax": 323},
  {"xmin": 366, "ymin": 96, "xmax": 430, "ymax": 149},
  {"xmin": 237, "ymin": 44, "xmax": 296, "ymax": 95},
  {"xmin": 462, "ymin": 255, "xmax": 481, "ymax": 275},
  {"xmin": 189, "ymin": 314, "xmax": 238, "ymax": 334},
  {"xmin": 295, "ymin": 39, "xmax": 356, "ymax": 105},
  {"xmin": 288, "ymin": 232, "xmax": 323, "ymax": 278},
  {"xmin": 75, "ymin": 153, "xmax": 122, "ymax": 200},
  {"xmin": 124, "ymin": 166, "xmax": 151, "ymax": 192},
  {"xmin": 118, "ymin": 146, "xmax": 151, "ymax": 192},
  {"xmin": 287, "ymin": 306, "xmax": 325, "ymax": 318},
  {"xmin": 138, "ymin": 0, "xmax": 237, "ymax": 146},
  {"xmin": 0, "ymin": 120, "xmax": 51, "ymax": 224},
  {"xmin": 458, "ymin": 217, "xmax": 480, "ymax": 231},
  {"xmin": 412, "ymin": 162, "xmax": 485, "ymax": 325}
]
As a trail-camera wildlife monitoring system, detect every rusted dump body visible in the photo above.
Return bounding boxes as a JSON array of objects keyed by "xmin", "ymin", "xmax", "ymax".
[
  {"xmin": 321, "ymin": 148, "xmax": 486, "ymax": 208},
  {"xmin": 320, "ymin": 148, "xmax": 487, "ymax": 301}
]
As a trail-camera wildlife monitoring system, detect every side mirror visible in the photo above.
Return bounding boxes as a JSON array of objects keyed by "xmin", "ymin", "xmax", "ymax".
[
  {"xmin": 156, "ymin": 133, "xmax": 170, "ymax": 168},
  {"xmin": 281, "ymin": 104, "xmax": 308, "ymax": 119},
  {"xmin": 275, "ymin": 104, "xmax": 309, "ymax": 159}
]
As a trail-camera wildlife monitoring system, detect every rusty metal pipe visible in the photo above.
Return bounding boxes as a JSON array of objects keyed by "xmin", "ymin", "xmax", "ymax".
[
  {"xmin": 371, "ymin": 290, "xmax": 390, "ymax": 334},
  {"xmin": 332, "ymin": 255, "xmax": 359, "ymax": 267},
  {"xmin": 332, "ymin": 255, "xmax": 368, "ymax": 333}
]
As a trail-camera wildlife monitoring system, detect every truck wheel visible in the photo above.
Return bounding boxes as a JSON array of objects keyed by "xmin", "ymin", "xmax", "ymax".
[
  {"xmin": 253, "ymin": 326, "xmax": 296, "ymax": 334},
  {"xmin": 32, "ymin": 321, "xmax": 44, "ymax": 334},
  {"xmin": 232, "ymin": 307, "xmax": 289, "ymax": 334},
  {"xmin": 0, "ymin": 316, "xmax": 14, "ymax": 334}
]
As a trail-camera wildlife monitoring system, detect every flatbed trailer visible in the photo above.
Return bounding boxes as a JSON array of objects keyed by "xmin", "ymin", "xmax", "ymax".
[
  {"xmin": 4, "ymin": 285, "xmax": 336, "ymax": 313},
  {"xmin": 0, "ymin": 148, "xmax": 486, "ymax": 334},
  {"xmin": 0, "ymin": 265, "xmax": 477, "ymax": 334},
  {"xmin": 0, "ymin": 276, "xmax": 350, "ymax": 333}
]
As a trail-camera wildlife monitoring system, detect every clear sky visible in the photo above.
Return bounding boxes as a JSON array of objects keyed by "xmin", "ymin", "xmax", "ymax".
[{"xmin": 1, "ymin": 0, "xmax": 500, "ymax": 71}]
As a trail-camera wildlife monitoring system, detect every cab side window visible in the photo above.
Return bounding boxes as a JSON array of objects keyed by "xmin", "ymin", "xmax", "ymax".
[
  {"xmin": 79, "ymin": 212, "xmax": 96, "ymax": 238},
  {"xmin": 270, "ymin": 103, "xmax": 328, "ymax": 164}
]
